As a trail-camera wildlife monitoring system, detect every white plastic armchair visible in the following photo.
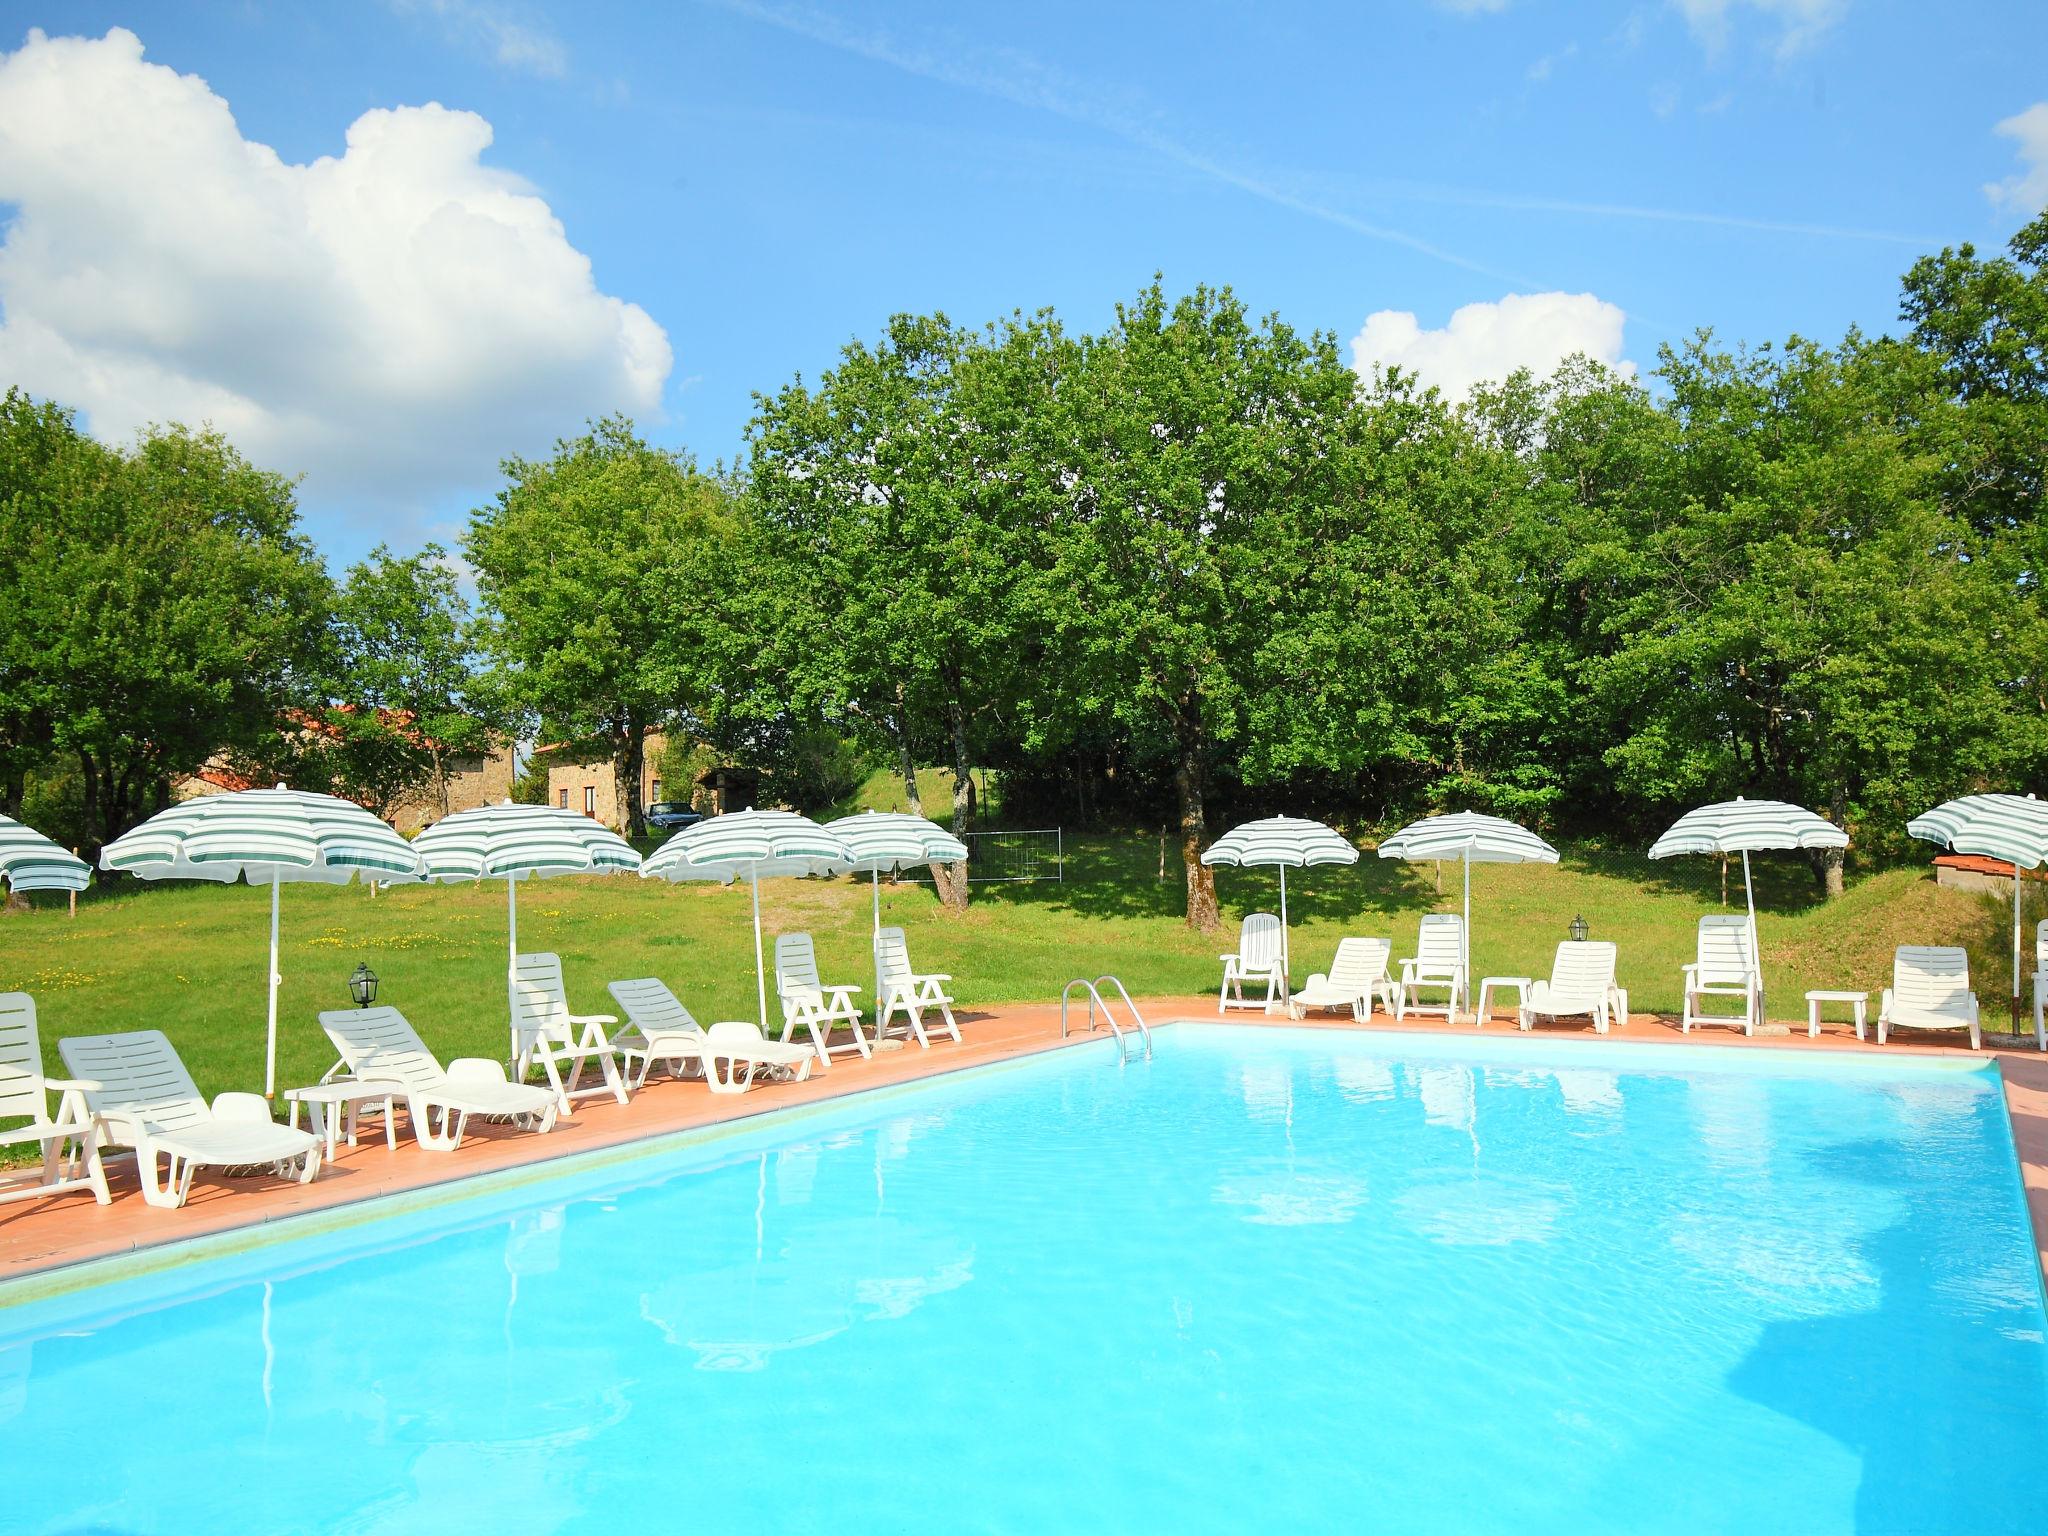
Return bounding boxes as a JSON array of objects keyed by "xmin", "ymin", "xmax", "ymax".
[
  {"xmin": 2033, "ymin": 920, "xmax": 2047, "ymax": 1052},
  {"xmin": 511, "ymin": 951, "xmax": 627, "ymax": 1113},
  {"xmin": 0, "ymin": 993, "xmax": 108, "ymax": 1208},
  {"xmin": 874, "ymin": 926, "xmax": 960, "ymax": 1047},
  {"xmin": 774, "ymin": 932, "xmax": 868, "ymax": 1068},
  {"xmin": 1290, "ymin": 938, "xmax": 1395, "ymax": 1022},
  {"xmin": 1519, "ymin": 942, "xmax": 1622, "ymax": 1035},
  {"xmin": 320, "ymin": 1007, "xmax": 558, "ymax": 1151},
  {"xmin": 60, "ymin": 1030, "xmax": 320, "ymax": 1208},
  {"xmin": 1878, "ymin": 946, "xmax": 1980, "ymax": 1049},
  {"xmin": 1219, "ymin": 913, "xmax": 1287, "ymax": 1013},
  {"xmin": 1396, "ymin": 915, "xmax": 1467, "ymax": 1023},
  {"xmin": 1681, "ymin": 915, "xmax": 1761, "ymax": 1035}
]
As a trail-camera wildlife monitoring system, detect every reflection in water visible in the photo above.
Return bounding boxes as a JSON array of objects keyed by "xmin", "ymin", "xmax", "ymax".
[
  {"xmin": 1553, "ymin": 1069, "xmax": 1623, "ymax": 1121},
  {"xmin": 1415, "ymin": 1065, "xmax": 1474, "ymax": 1134},
  {"xmin": 1214, "ymin": 1172, "xmax": 1368, "ymax": 1226},
  {"xmin": 1333, "ymin": 1055, "xmax": 1395, "ymax": 1104},
  {"xmin": 1395, "ymin": 1173, "xmax": 1565, "ymax": 1246}
]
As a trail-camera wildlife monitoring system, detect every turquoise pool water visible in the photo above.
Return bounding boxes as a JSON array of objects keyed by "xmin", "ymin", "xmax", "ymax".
[{"xmin": 3, "ymin": 1025, "xmax": 2045, "ymax": 1533}]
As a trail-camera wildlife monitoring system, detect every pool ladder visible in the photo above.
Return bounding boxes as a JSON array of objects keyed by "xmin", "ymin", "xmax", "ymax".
[{"xmin": 1060, "ymin": 975, "xmax": 1152, "ymax": 1062}]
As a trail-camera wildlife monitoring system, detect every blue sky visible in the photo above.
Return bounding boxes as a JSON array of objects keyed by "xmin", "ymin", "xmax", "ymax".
[{"xmin": 1, "ymin": 1, "xmax": 2044, "ymax": 568}]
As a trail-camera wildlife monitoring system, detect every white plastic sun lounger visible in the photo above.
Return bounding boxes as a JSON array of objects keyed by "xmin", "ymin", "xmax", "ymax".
[
  {"xmin": 1219, "ymin": 912, "xmax": 1287, "ymax": 1013},
  {"xmin": 1396, "ymin": 914, "xmax": 1466, "ymax": 1023},
  {"xmin": 1518, "ymin": 941, "xmax": 1623, "ymax": 1035},
  {"xmin": 0, "ymin": 993, "xmax": 108, "ymax": 1207},
  {"xmin": 775, "ymin": 932, "xmax": 868, "ymax": 1068},
  {"xmin": 1877, "ymin": 946, "xmax": 1981, "ymax": 1049},
  {"xmin": 511, "ymin": 951, "xmax": 628, "ymax": 1113},
  {"xmin": 702, "ymin": 1020, "xmax": 816, "ymax": 1094},
  {"xmin": 59, "ymin": 1030, "xmax": 320, "ymax": 1208},
  {"xmin": 319, "ymin": 1007, "xmax": 558, "ymax": 1151},
  {"xmin": 1289, "ymin": 938, "xmax": 1395, "ymax": 1022},
  {"xmin": 606, "ymin": 978, "xmax": 816, "ymax": 1092},
  {"xmin": 874, "ymin": 926, "xmax": 961, "ymax": 1047},
  {"xmin": 1681, "ymin": 915, "xmax": 1761, "ymax": 1035}
]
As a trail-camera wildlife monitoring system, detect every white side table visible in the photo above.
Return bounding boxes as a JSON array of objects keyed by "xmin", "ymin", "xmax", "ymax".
[
  {"xmin": 1475, "ymin": 977, "xmax": 1531, "ymax": 1029},
  {"xmin": 286, "ymin": 1080, "xmax": 400, "ymax": 1157},
  {"xmin": 1804, "ymin": 989, "xmax": 1868, "ymax": 1042}
]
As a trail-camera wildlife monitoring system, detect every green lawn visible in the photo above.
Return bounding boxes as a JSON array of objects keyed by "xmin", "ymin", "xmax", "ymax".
[{"xmin": 0, "ymin": 834, "xmax": 2031, "ymax": 1107}]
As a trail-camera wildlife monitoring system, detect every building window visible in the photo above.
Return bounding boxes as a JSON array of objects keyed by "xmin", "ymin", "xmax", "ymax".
[
  {"xmin": 557, "ymin": 788, "xmax": 568, "ymax": 809},
  {"xmin": 650, "ymin": 777, "xmax": 662, "ymax": 802},
  {"xmin": 584, "ymin": 785, "xmax": 596, "ymax": 816}
]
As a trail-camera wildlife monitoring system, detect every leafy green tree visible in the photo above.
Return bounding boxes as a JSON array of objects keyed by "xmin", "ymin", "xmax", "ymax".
[
  {"xmin": 2, "ymin": 400, "xmax": 331, "ymax": 851},
  {"xmin": 1042, "ymin": 282, "xmax": 1370, "ymax": 928},
  {"xmin": 325, "ymin": 543, "xmax": 491, "ymax": 818},
  {"xmin": 1581, "ymin": 335, "xmax": 2048, "ymax": 891},
  {"xmin": 466, "ymin": 418, "xmax": 733, "ymax": 839}
]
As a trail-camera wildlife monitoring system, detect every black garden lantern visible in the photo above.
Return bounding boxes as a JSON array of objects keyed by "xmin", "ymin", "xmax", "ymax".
[
  {"xmin": 348, "ymin": 962, "xmax": 379, "ymax": 1009},
  {"xmin": 1568, "ymin": 913, "xmax": 1590, "ymax": 943}
]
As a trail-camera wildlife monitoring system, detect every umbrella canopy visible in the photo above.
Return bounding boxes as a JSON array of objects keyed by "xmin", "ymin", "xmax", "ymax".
[
  {"xmin": 1907, "ymin": 793, "xmax": 2048, "ymax": 1032},
  {"xmin": 100, "ymin": 786, "xmax": 423, "ymax": 1096},
  {"xmin": 413, "ymin": 801, "xmax": 640, "ymax": 977},
  {"xmin": 642, "ymin": 810, "xmax": 854, "ymax": 1030},
  {"xmin": 0, "ymin": 812, "xmax": 90, "ymax": 894},
  {"xmin": 1202, "ymin": 817, "xmax": 1359, "ymax": 993},
  {"xmin": 1377, "ymin": 813, "xmax": 1559, "ymax": 1012},
  {"xmin": 1649, "ymin": 797, "xmax": 1847, "ymax": 1021},
  {"xmin": 823, "ymin": 812, "xmax": 969, "ymax": 997}
]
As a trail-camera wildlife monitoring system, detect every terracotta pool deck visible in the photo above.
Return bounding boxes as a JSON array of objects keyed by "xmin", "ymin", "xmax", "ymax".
[{"xmin": 4, "ymin": 999, "xmax": 2046, "ymax": 1289}]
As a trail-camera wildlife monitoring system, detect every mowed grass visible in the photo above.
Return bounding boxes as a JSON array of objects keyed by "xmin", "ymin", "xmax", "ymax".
[{"xmin": 0, "ymin": 834, "xmax": 2031, "ymax": 1108}]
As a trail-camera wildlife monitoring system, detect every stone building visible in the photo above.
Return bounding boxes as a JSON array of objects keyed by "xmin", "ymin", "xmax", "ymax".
[{"xmin": 541, "ymin": 732, "xmax": 760, "ymax": 832}]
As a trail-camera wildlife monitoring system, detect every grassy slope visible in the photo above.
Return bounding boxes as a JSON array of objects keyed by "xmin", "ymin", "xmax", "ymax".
[{"xmin": 0, "ymin": 833, "xmax": 2029, "ymax": 1105}]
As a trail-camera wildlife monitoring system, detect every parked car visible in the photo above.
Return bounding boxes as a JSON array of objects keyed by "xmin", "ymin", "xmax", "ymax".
[{"xmin": 646, "ymin": 800, "xmax": 703, "ymax": 831}]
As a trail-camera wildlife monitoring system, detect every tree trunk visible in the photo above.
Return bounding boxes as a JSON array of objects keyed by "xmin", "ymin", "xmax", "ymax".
[
  {"xmin": 894, "ymin": 702, "xmax": 963, "ymax": 910},
  {"xmin": 939, "ymin": 697, "xmax": 973, "ymax": 912},
  {"xmin": 431, "ymin": 743, "xmax": 449, "ymax": 819},
  {"xmin": 0, "ymin": 768, "xmax": 21, "ymax": 820},
  {"xmin": 615, "ymin": 725, "xmax": 647, "ymax": 839},
  {"xmin": 77, "ymin": 749, "xmax": 100, "ymax": 855},
  {"xmin": 1810, "ymin": 789, "xmax": 1847, "ymax": 899},
  {"xmin": 1176, "ymin": 731, "xmax": 1219, "ymax": 932}
]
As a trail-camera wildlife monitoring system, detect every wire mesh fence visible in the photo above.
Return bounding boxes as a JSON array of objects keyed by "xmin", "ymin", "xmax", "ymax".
[{"xmin": 961, "ymin": 828, "xmax": 1063, "ymax": 883}]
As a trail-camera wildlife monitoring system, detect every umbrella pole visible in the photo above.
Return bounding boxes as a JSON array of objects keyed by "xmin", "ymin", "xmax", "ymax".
[
  {"xmin": 2015, "ymin": 868, "xmax": 2025, "ymax": 1037},
  {"xmin": 507, "ymin": 873, "xmax": 519, "ymax": 979},
  {"xmin": 752, "ymin": 865, "xmax": 768, "ymax": 1034},
  {"xmin": 1742, "ymin": 850, "xmax": 1761, "ymax": 1024},
  {"xmin": 1462, "ymin": 853, "xmax": 1472, "ymax": 1023},
  {"xmin": 1278, "ymin": 864, "xmax": 1289, "ymax": 1002},
  {"xmin": 872, "ymin": 869, "xmax": 883, "ymax": 1006},
  {"xmin": 264, "ymin": 870, "xmax": 281, "ymax": 1099}
]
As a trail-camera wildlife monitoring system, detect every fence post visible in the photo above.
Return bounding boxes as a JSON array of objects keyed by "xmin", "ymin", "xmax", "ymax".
[{"xmin": 1057, "ymin": 827, "xmax": 1064, "ymax": 882}]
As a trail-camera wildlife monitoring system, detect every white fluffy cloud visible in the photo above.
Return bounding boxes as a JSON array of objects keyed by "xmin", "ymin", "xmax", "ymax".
[
  {"xmin": 1673, "ymin": 0, "xmax": 1847, "ymax": 59},
  {"xmin": 1986, "ymin": 102, "xmax": 2048, "ymax": 213},
  {"xmin": 1349, "ymin": 292, "xmax": 1632, "ymax": 402},
  {"xmin": 0, "ymin": 28, "xmax": 668, "ymax": 532}
]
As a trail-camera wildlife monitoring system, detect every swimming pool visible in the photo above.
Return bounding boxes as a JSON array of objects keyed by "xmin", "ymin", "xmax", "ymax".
[{"xmin": 3, "ymin": 1024, "xmax": 2044, "ymax": 1533}]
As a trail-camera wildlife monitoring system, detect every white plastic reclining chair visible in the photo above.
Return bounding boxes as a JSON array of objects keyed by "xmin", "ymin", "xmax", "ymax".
[
  {"xmin": 1289, "ymin": 938, "xmax": 1395, "ymax": 1022},
  {"xmin": 511, "ymin": 952, "xmax": 628, "ymax": 1113},
  {"xmin": 1219, "ymin": 913, "xmax": 1287, "ymax": 1013},
  {"xmin": 0, "ymin": 993, "xmax": 108, "ymax": 1207},
  {"xmin": 1878, "ymin": 946, "xmax": 1981, "ymax": 1049},
  {"xmin": 606, "ymin": 978, "xmax": 816, "ymax": 1093},
  {"xmin": 1518, "ymin": 941, "xmax": 1624, "ymax": 1035},
  {"xmin": 320, "ymin": 1006, "xmax": 558, "ymax": 1151},
  {"xmin": 1396, "ymin": 914, "xmax": 1467, "ymax": 1023},
  {"xmin": 774, "ymin": 932, "xmax": 868, "ymax": 1068},
  {"xmin": 1681, "ymin": 915, "xmax": 1762, "ymax": 1035},
  {"xmin": 60, "ymin": 1030, "xmax": 320, "ymax": 1208},
  {"xmin": 874, "ymin": 926, "xmax": 961, "ymax": 1047}
]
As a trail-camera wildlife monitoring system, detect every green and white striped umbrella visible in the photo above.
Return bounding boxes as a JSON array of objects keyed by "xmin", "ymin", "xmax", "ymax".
[
  {"xmin": 1650, "ymin": 796, "xmax": 1848, "ymax": 1019},
  {"xmin": 1202, "ymin": 817, "xmax": 1359, "ymax": 993},
  {"xmin": 0, "ymin": 812, "xmax": 89, "ymax": 894},
  {"xmin": 99, "ymin": 786, "xmax": 424, "ymax": 1097},
  {"xmin": 643, "ymin": 810, "xmax": 854, "ymax": 1030},
  {"xmin": 1378, "ymin": 813, "xmax": 1560, "ymax": 1012},
  {"xmin": 1908, "ymin": 792, "xmax": 2048, "ymax": 1032},
  {"xmin": 414, "ymin": 802, "xmax": 640, "ymax": 982},
  {"xmin": 825, "ymin": 811, "xmax": 969, "ymax": 997}
]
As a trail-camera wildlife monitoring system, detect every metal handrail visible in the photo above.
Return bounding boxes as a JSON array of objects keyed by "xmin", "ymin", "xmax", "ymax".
[{"xmin": 1060, "ymin": 975, "xmax": 1153, "ymax": 1062}]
